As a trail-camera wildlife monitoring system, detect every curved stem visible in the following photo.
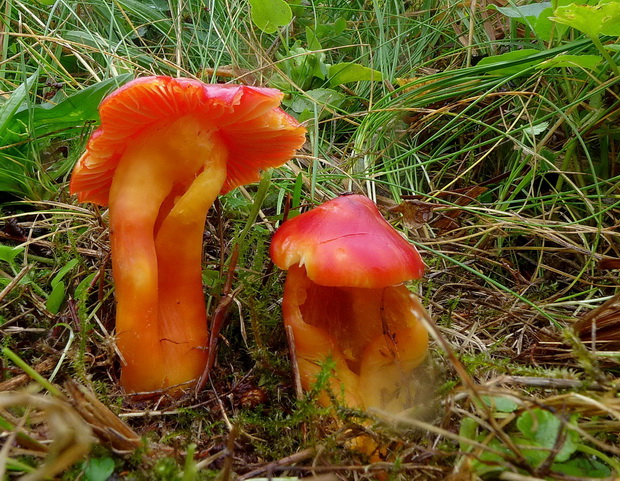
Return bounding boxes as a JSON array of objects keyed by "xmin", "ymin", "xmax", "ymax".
[
  {"xmin": 155, "ymin": 138, "xmax": 227, "ymax": 389},
  {"xmin": 109, "ymin": 117, "xmax": 226, "ymax": 394}
]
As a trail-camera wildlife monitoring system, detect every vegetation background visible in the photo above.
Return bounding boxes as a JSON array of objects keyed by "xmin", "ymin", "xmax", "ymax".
[{"xmin": 1, "ymin": 0, "xmax": 619, "ymax": 479}]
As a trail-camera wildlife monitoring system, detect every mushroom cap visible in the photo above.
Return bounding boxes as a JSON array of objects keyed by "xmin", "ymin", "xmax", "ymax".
[
  {"xmin": 270, "ymin": 194, "xmax": 424, "ymax": 288},
  {"xmin": 70, "ymin": 76, "xmax": 306, "ymax": 205}
]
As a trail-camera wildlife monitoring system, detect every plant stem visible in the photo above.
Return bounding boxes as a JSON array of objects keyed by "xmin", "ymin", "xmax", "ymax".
[
  {"xmin": 590, "ymin": 34, "xmax": 620, "ymax": 77},
  {"xmin": 1, "ymin": 347, "xmax": 62, "ymax": 397}
]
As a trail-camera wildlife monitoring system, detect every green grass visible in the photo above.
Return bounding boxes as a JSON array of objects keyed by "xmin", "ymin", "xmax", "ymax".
[{"xmin": 1, "ymin": 0, "xmax": 620, "ymax": 480}]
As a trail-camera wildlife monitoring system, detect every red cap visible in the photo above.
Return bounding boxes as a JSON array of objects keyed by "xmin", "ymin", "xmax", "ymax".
[
  {"xmin": 70, "ymin": 76, "xmax": 306, "ymax": 205},
  {"xmin": 270, "ymin": 194, "xmax": 424, "ymax": 288}
]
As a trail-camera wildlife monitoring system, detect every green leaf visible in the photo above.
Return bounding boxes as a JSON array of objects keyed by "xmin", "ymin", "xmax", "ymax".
[
  {"xmin": 12, "ymin": 74, "xmax": 132, "ymax": 140},
  {"xmin": 84, "ymin": 457, "xmax": 115, "ymax": 481},
  {"xmin": 516, "ymin": 408, "xmax": 579, "ymax": 463},
  {"xmin": 0, "ymin": 71, "xmax": 38, "ymax": 141},
  {"xmin": 46, "ymin": 281, "xmax": 65, "ymax": 314},
  {"xmin": 74, "ymin": 273, "xmax": 96, "ymax": 303},
  {"xmin": 532, "ymin": 2, "xmax": 578, "ymax": 41},
  {"xmin": 552, "ymin": 457, "xmax": 612, "ymax": 478},
  {"xmin": 0, "ymin": 246, "xmax": 24, "ymax": 265},
  {"xmin": 524, "ymin": 121, "xmax": 549, "ymax": 136},
  {"xmin": 328, "ymin": 62, "xmax": 383, "ymax": 86},
  {"xmin": 51, "ymin": 258, "xmax": 79, "ymax": 288},
  {"xmin": 537, "ymin": 54, "xmax": 602, "ymax": 69},
  {"xmin": 458, "ymin": 417, "xmax": 479, "ymax": 453},
  {"xmin": 306, "ymin": 27, "xmax": 322, "ymax": 51},
  {"xmin": 481, "ymin": 395, "xmax": 519, "ymax": 413},
  {"xmin": 249, "ymin": 0, "xmax": 292, "ymax": 34},
  {"xmin": 290, "ymin": 88, "xmax": 346, "ymax": 114},
  {"xmin": 477, "ymin": 49, "xmax": 541, "ymax": 75},
  {"xmin": 472, "ymin": 438, "xmax": 512, "ymax": 476},
  {"xmin": 290, "ymin": 173, "xmax": 304, "ymax": 220},
  {"xmin": 491, "ymin": 2, "xmax": 552, "ymax": 19},
  {"xmin": 490, "ymin": 1, "xmax": 574, "ymax": 41},
  {"xmin": 551, "ymin": 1, "xmax": 620, "ymax": 38}
]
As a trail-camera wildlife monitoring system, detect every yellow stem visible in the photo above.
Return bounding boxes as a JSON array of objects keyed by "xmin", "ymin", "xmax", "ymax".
[
  {"xmin": 109, "ymin": 116, "xmax": 226, "ymax": 394},
  {"xmin": 155, "ymin": 138, "xmax": 227, "ymax": 389}
]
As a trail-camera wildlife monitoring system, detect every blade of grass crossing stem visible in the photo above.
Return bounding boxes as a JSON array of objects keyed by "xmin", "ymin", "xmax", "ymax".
[
  {"xmin": 235, "ymin": 171, "xmax": 272, "ymax": 245},
  {"xmin": 1, "ymin": 347, "xmax": 62, "ymax": 397}
]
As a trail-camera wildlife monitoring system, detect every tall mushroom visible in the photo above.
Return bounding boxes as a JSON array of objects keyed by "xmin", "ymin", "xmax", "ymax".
[
  {"xmin": 71, "ymin": 76, "xmax": 306, "ymax": 394},
  {"xmin": 270, "ymin": 194, "xmax": 428, "ymax": 413}
]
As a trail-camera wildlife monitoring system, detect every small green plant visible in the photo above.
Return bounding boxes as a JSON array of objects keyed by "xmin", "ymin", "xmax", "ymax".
[
  {"xmin": 83, "ymin": 457, "xmax": 115, "ymax": 481},
  {"xmin": 458, "ymin": 401, "xmax": 617, "ymax": 479}
]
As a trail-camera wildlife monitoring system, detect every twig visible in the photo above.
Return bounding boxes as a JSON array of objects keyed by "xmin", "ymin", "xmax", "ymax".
[
  {"xmin": 286, "ymin": 325, "xmax": 304, "ymax": 401},
  {"xmin": 217, "ymin": 424, "xmax": 239, "ymax": 481},
  {"xmin": 196, "ymin": 246, "xmax": 240, "ymax": 395},
  {"xmin": 237, "ymin": 448, "xmax": 316, "ymax": 480},
  {"xmin": 0, "ymin": 264, "xmax": 31, "ymax": 303},
  {"xmin": 488, "ymin": 375, "xmax": 607, "ymax": 392}
]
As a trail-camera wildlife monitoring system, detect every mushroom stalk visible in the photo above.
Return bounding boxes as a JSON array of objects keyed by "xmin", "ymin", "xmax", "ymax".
[
  {"xmin": 282, "ymin": 264, "xmax": 428, "ymax": 412},
  {"xmin": 109, "ymin": 116, "xmax": 227, "ymax": 393}
]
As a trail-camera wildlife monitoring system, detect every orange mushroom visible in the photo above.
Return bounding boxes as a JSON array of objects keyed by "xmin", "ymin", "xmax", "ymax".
[
  {"xmin": 71, "ymin": 76, "xmax": 306, "ymax": 394},
  {"xmin": 270, "ymin": 194, "xmax": 428, "ymax": 413}
]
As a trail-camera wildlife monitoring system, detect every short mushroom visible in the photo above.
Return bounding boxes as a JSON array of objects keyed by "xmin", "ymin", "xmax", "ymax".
[
  {"xmin": 71, "ymin": 76, "xmax": 306, "ymax": 394},
  {"xmin": 270, "ymin": 194, "xmax": 428, "ymax": 413}
]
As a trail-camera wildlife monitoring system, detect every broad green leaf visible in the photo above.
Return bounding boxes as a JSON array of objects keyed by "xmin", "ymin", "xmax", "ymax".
[
  {"xmin": 0, "ymin": 246, "xmax": 24, "ymax": 265},
  {"xmin": 552, "ymin": 457, "xmax": 612, "ymax": 478},
  {"xmin": 249, "ymin": 0, "xmax": 292, "ymax": 34},
  {"xmin": 306, "ymin": 27, "xmax": 322, "ymax": 51},
  {"xmin": 290, "ymin": 88, "xmax": 346, "ymax": 114},
  {"xmin": 524, "ymin": 121, "xmax": 549, "ymax": 136},
  {"xmin": 12, "ymin": 74, "xmax": 132, "ymax": 140},
  {"xmin": 516, "ymin": 408, "xmax": 579, "ymax": 463},
  {"xmin": 537, "ymin": 54, "xmax": 602, "ymax": 69},
  {"xmin": 472, "ymin": 438, "xmax": 512, "ymax": 476},
  {"xmin": 84, "ymin": 457, "xmax": 115, "ymax": 481},
  {"xmin": 533, "ymin": 6, "xmax": 569, "ymax": 41},
  {"xmin": 46, "ymin": 280, "xmax": 65, "ymax": 314},
  {"xmin": 517, "ymin": 439, "xmax": 552, "ymax": 467},
  {"xmin": 481, "ymin": 395, "xmax": 519, "ymax": 413},
  {"xmin": 0, "ymin": 71, "xmax": 38, "ymax": 141},
  {"xmin": 477, "ymin": 49, "xmax": 541, "ymax": 75},
  {"xmin": 458, "ymin": 417, "xmax": 479, "ymax": 453},
  {"xmin": 490, "ymin": 1, "xmax": 574, "ymax": 41},
  {"xmin": 328, "ymin": 62, "xmax": 383, "ymax": 86},
  {"xmin": 492, "ymin": 2, "xmax": 552, "ymax": 19},
  {"xmin": 551, "ymin": 1, "xmax": 620, "ymax": 37},
  {"xmin": 50, "ymin": 258, "xmax": 79, "ymax": 288}
]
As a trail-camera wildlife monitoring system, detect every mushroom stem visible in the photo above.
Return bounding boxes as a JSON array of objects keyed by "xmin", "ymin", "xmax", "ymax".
[
  {"xmin": 155, "ymin": 148, "xmax": 227, "ymax": 390},
  {"xmin": 108, "ymin": 116, "xmax": 227, "ymax": 393},
  {"xmin": 282, "ymin": 264, "xmax": 428, "ymax": 412}
]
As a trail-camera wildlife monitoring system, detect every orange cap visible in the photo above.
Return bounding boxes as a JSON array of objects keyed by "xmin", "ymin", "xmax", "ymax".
[
  {"xmin": 70, "ymin": 76, "xmax": 306, "ymax": 205},
  {"xmin": 270, "ymin": 194, "xmax": 424, "ymax": 288}
]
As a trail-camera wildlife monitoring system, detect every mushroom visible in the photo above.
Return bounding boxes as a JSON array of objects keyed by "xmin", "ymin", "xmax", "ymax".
[
  {"xmin": 270, "ymin": 194, "xmax": 428, "ymax": 413},
  {"xmin": 70, "ymin": 76, "xmax": 306, "ymax": 394}
]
